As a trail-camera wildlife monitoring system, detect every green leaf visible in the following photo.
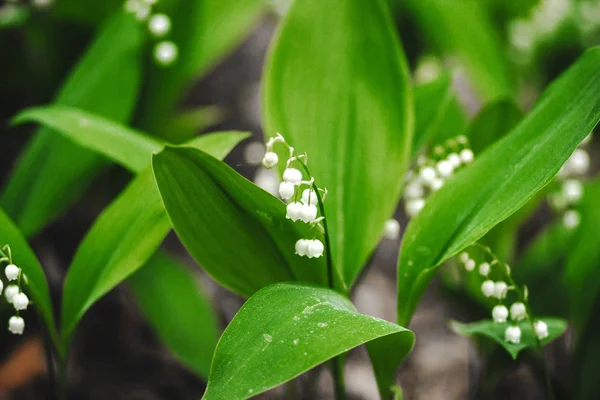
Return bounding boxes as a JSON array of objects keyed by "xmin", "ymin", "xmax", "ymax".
[
  {"xmin": 397, "ymin": 48, "xmax": 600, "ymax": 327},
  {"xmin": 467, "ymin": 99, "xmax": 523, "ymax": 154},
  {"xmin": 202, "ymin": 283, "xmax": 414, "ymax": 400},
  {"xmin": 563, "ymin": 177, "xmax": 600, "ymax": 330},
  {"xmin": 137, "ymin": 0, "xmax": 264, "ymax": 137},
  {"xmin": 1, "ymin": 12, "xmax": 143, "ymax": 237},
  {"xmin": 129, "ymin": 252, "xmax": 219, "ymax": 378},
  {"xmin": 401, "ymin": 0, "xmax": 514, "ymax": 101},
  {"xmin": 12, "ymin": 105, "xmax": 249, "ymax": 174},
  {"xmin": 152, "ymin": 146, "xmax": 335, "ymax": 297},
  {"xmin": 263, "ymin": 0, "xmax": 413, "ymax": 287},
  {"xmin": 412, "ymin": 73, "xmax": 452, "ymax": 155},
  {"xmin": 60, "ymin": 168, "xmax": 170, "ymax": 345},
  {"xmin": 0, "ymin": 208, "xmax": 62, "ymax": 356},
  {"xmin": 450, "ymin": 318, "xmax": 567, "ymax": 359}
]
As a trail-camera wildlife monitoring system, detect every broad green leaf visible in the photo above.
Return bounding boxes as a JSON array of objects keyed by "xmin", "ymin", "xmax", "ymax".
[
  {"xmin": 13, "ymin": 105, "xmax": 249, "ymax": 174},
  {"xmin": 0, "ymin": 208, "xmax": 62, "ymax": 356},
  {"xmin": 202, "ymin": 283, "xmax": 414, "ymax": 400},
  {"xmin": 137, "ymin": 0, "xmax": 264, "ymax": 136},
  {"xmin": 467, "ymin": 99, "xmax": 523, "ymax": 154},
  {"xmin": 152, "ymin": 147, "xmax": 335, "ymax": 297},
  {"xmin": 1, "ymin": 12, "xmax": 143, "ymax": 237},
  {"xmin": 412, "ymin": 73, "xmax": 452, "ymax": 154},
  {"xmin": 563, "ymin": 178, "xmax": 600, "ymax": 330},
  {"xmin": 450, "ymin": 318, "xmax": 567, "ymax": 359},
  {"xmin": 60, "ymin": 168, "xmax": 170, "ymax": 345},
  {"xmin": 397, "ymin": 48, "xmax": 600, "ymax": 327},
  {"xmin": 129, "ymin": 252, "xmax": 219, "ymax": 378},
  {"xmin": 430, "ymin": 95, "xmax": 468, "ymax": 145},
  {"xmin": 401, "ymin": 0, "xmax": 514, "ymax": 101},
  {"xmin": 263, "ymin": 0, "xmax": 413, "ymax": 287}
]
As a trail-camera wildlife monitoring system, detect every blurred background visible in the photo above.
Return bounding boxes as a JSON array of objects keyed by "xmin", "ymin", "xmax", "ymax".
[{"xmin": 1, "ymin": 0, "xmax": 599, "ymax": 398}]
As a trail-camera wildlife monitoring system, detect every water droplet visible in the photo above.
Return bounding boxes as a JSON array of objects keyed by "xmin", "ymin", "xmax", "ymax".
[
  {"xmin": 248, "ymin": 389, "xmax": 254, "ymax": 394},
  {"xmin": 317, "ymin": 322, "xmax": 327, "ymax": 328},
  {"xmin": 293, "ymin": 316, "xmax": 300, "ymax": 321},
  {"xmin": 293, "ymin": 339, "xmax": 299, "ymax": 345},
  {"xmin": 263, "ymin": 333, "xmax": 272, "ymax": 343},
  {"xmin": 303, "ymin": 352, "xmax": 308, "ymax": 356}
]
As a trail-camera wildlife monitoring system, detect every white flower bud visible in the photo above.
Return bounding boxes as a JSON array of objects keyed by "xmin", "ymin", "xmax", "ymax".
[
  {"xmin": 154, "ymin": 41, "xmax": 178, "ymax": 66},
  {"xmin": 301, "ymin": 189, "xmax": 318, "ymax": 205},
  {"xmin": 383, "ymin": 219, "xmax": 400, "ymax": 240},
  {"xmin": 405, "ymin": 198, "xmax": 425, "ymax": 217},
  {"xmin": 534, "ymin": 320, "xmax": 549, "ymax": 339},
  {"xmin": 447, "ymin": 153, "xmax": 461, "ymax": 168},
  {"xmin": 4, "ymin": 285, "xmax": 19, "ymax": 303},
  {"xmin": 459, "ymin": 252, "xmax": 470, "ymax": 263},
  {"xmin": 563, "ymin": 209, "xmax": 581, "ymax": 229},
  {"xmin": 460, "ymin": 148, "xmax": 474, "ymax": 164},
  {"xmin": 419, "ymin": 166, "xmax": 437, "ymax": 185},
  {"xmin": 569, "ymin": 149, "xmax": 590, "ymax": 175},
  {"xmin": 286, "ymin": 202, "xmax": 303, "ymax": 222},
  {"xmin": 430, "ymin": 178, "xmax": 444, "ymax": 191},
  {"xmin": 307, "ymin": 240, "xmax": 324, "ymax": 258},
  {"xmin": 148, "ymin": 14, "xmax": 171, "ymax": 37},
  {"xmin": 505, "ymin": 326, "xmax": 521, "ymax": 344},
  {"xmin": 479, "ymin": 262, "xmax": 490, "ymax": 276},
  {"xmin": 436, "ymin": 160, "xmax": 453, "ymax": 178},
  {"xmin": 262, "ymin": 151, "xmax": 279, "ymax": 168},
  {"xmin": 465, "ymin": 259, "xmax": 476, "ymax": 272},
  {"xmin": 283, "ymin": 168, "xmax": 302, "ymax": 185},
  {"xmin": 300, "ymin": 204, "xmax": 318, "ymax": 223},
  {"xmin": 563, "ymin": 179, "xmax": 583, "ymax": 203},
  {"xmin": 254, "ymin": 168, "xmax": 279, "ymax": 195},
  {"xmin": 510, "ymin": 302, "xmax": 527, "ymax": 321},
  {"xmin": 13, "ymin": 292, "xmax": 29, "ymax": 311},
  {"xmin": 494, "ymin": 281, "xmax": 508, "ymax": 299},
  {"xmin": 404, "ymin": 180, "xmax": 424, "ymax": 199},
  {"xmin": 8, "ymin": 316, "xmax": 25, "ymax": 335},
  {"xmin": 492, "ymin": 305, "xmax": 509, "ymax": 323},
  {"xmin": 481, "ymin": 280, "xmax": 495, "ymax": 297},
  {"xmin": 295, "ymin": 239, "xmax": 309, "ymax": 256},
  {"xmin": 5, "ymin": 264, "xmax": 20, "ymax": 281},
  {"xmin": 278, "ymin": 182, "xmax": 295, "ymax": 200},
  {"xmin": 457, "ymin": 135, "xmax": 468, "ymax": 145}
]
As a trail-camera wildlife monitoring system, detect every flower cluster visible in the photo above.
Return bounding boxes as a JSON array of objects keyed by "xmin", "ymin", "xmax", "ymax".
[
  {"xmin": 124, "ymin": 0, "xmax": 177, "ymax": 66},
  {"xmin": 550, "ymin": 133, "xmax": 593, "ymax": 229},
  {"xmin": 403, "ymin": 135, "xmax": 474, "ymax": 218},
  {"xmin": 261, "ymin": 133, "xmax": 326, "ymax": 259},
  {"xmin": 459, "ymin": 245, "xmax": 549, "ymax": 344},
  {"xmin": 0, "ymin": 245, "xmax": 29, "ymax": 335}
]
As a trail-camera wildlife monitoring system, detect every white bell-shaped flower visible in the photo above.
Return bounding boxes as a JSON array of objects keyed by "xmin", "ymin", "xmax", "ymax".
[
  {"xmin": 278, "ymin": 181, "xmax": 295, "ymax": 200},
  {"xmin": 569, "ymin": 149, "xmax": 590, "ymax": 175},
  {"xmin": 481, "ymin": 280, "xmax": 495, "ymax": 297},
  {"xmin": 505, "ymin": 325, "xmax": 522, "ymax": 344},
  {"xmin": 286, "ymin": 202, "xmax": 303, "ymax": 222},
  {"xmin": 5, "ymin": 264, "xmax": 20, "ymax": 281},
  {"xmin": 563, "ymin": 179, "xmax": 583, "ymax": 203},
  {"xmin": 301, "ymin": 189, "xmax": 318, "ymax": 205},
  {"xmin": 300, "ymin": 204, "xmax": 318, "ymax": 223},
  {"xmin": 510, "ymin": 302, "xmax": 527, "ymax": 321},
  {"xmin": 492, "ymin": 305, "xmax": 509, "ymax": 323},
  {"xmin": 563, "ymin": 210, "xmax": 580, "ymax": 229},
  {"xmin": 13, "ymin": 292, "xmax": 29, "ymax": 311},
  {"xmin": 383, "ymin": 219, "xmax": 401, "ymax": 240},
  {"xmin": 447, "ymin": 153, "xmax": 461, "ymax": 168},
  {"xmin": 404, "ymin": 180, "xmax": 424, "ymax": 199},
  {"xmin": 459, "ymin": 252, "xmax": 470, "ymax": 263},
  {"xmin": 534, "ymin": 320, "xmax": 549, "ymax": 339},
  {"xmin": 262, "ymin": 152, "xmax": 279, "ymax": 168},
  {"xmin": 4, "ymin": 285, "xmax": 19, "ymax": 303},
  {"xmin": 307, "ymin": 240, "xmax": 324, "ymax": 258},
  {"xmin": 295, "ymin": 239, "xmax": 309, "ymax": 256},
  {"xmin": 283, "ymin": 168, "xmax": 302, "ymax": 185},
  {"xmin": 479, "ymin": 262, "xmax": 490, "ymax": 276},
  {"xmin": 154, "ymin": 41, "xmax": 178, "ymax": 66},
  {"xmin": 8, "ymin": 316, "xmax": 25, "ymax": 335},
  {"xmin": 419, "ymin": 166, "xmax": 437, "ymax": 185},
  {"xmin": 460, "ymin": 148, "xmax": 474, "ymax": 164},
  {"xmin": 494, "ymin": 281, "xmax": 508, "ymax": 299},
  {"xmin": 430, "ymin": 178, "xmax": 444, "ymax": 191},
  {"xmin": 405, "ymin": 198, "xmax": 425, "ymax": 217},
  {"xmin": 148, "ymin": 14, "xmax": 171, "ymax": 37},
  {"xmin": 464, "ymin": 259, "xmax": 476, "ymax": 272},
  {"xmin": 436, "ymin": 160, "xmax": 453, "ymax": 178}
]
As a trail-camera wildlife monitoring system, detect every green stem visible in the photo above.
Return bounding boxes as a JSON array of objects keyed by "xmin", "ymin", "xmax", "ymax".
[{"xmin": 59, "ymin": 354, "xmax": 69, "ymax": 400}]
